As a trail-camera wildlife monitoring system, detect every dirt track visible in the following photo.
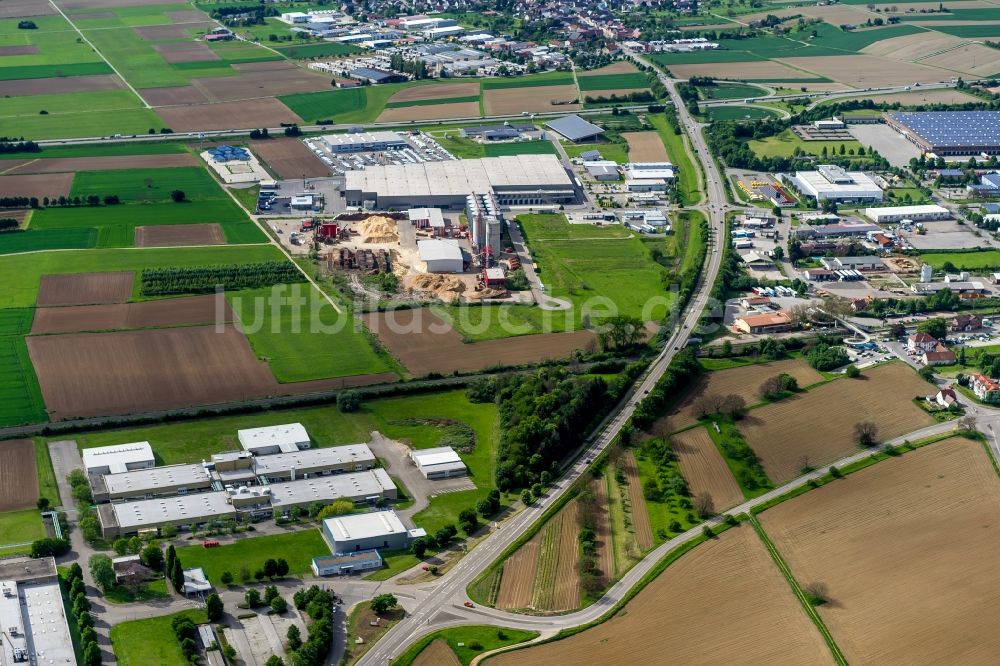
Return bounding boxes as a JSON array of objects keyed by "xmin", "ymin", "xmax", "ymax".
[
  {"xmin": 1, "ymin": 154, "xmax": 197, "ymax": 175},
  {"xmin": 491, "ymin": 524, "xmax": 833, "ymax": 666},
  {"xmin": 134, "ymin": 223, "xmax": 225, "ymax": 247},
  {"xmin": 31, "ymin": 293, "xmax": 231, "ymax": 334},
  {"xmin": 0, "ymin": 173, "xmax": 73, "ymax": 199},
  {"xmin": 0, "ymin": 439, "xmax": 38, "ymax": 511},
  {"xmin": 761, "ymin": 438, "xmax": 1000, "ymax": 665},
  {"xmin": 672, "ymin": 426, "xmax": 743, "ymax": 512},
  {"xmin": 36, "ymin": 272, "xmax": 134, "ymax": 307},
  {"xmin": 363, "ymin": 308, "xmax": 595, "ymax": 376},
  {"xmin": 251, "ymin": 138, "xmax": 329, "ymax": 179}
]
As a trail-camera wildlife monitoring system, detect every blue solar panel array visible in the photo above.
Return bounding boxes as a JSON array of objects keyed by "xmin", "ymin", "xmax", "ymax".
[
  {"xmin": 207, "ymin": 145, "xmax": 250, "ymax": 162},
  {"xmin": 889, "ymin": 111, "xmax": 1000, "ymax": 149}
]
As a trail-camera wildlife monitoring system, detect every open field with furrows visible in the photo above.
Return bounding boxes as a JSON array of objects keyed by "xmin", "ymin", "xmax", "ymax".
[
  {"xmin": 760, "ymin": 438, "xmax": 1000, "ymax": 665},
  {"xmin": 667, "ymin": 60, "xmax": 830, "ymax": 83},
  {"xmin": 482, "ymin": 86, "xmax": 580, "ymax": 115},
  {"xmin": 31, "ymin": 293, "xmax": 230, "ymax": 334},
  {"xmin": 589, "ymin": 476, "xmax": 613, "ymax": 581},
  {"xmin": 186, "ymin": 61, "xmax": 334, "ymax": 103},
  {"xmin": 919, "ymin": 42, "xmax": 1000, "ymax": 76},
  {"xmin": 377, "ymin": 102, "xmax": 481, "ymax": 122},
  {"xmin": 620, "ymin": 451, "xmax": 653, "ymax": 551},
  {"xmin": 36, "ymin": 271, "xmax": 133, "ymax": 306},
  {"xmin": 388, "ymin": 82, "xmax": 481, "ymax": 102},
  {"xmin": 155, "ymin": 99, "xmax": 303, "ymax": 131},
  {"xmin": 0, "ymin": 439, "xmax": 38, "ymax": 511},
  {"xmin": 861, "ymin": 30, "xmax": 963, "ymax": 58},
  {"xmin": 412, "ymin": 640, "xmax": 461, "ymax": 666},
  {"xmin": 496, "ymin": 532, "xmax": 541, "ymax": 609},
  {"xmin": 739, "ymin": 363, "xmax": 935, "ymax": 483},
  {"xmin": 0, "ymin": 0, "xmax": 56, "ymax": 18},
  {"xmin": 775, "ymin": 55, "xmax": 953, "ymax": 86},
  {"xmin": 672, "ymin": 427, "xmax": 744, "ymax": 512},
  {"xmin": 0, "ymin": 173, "xmax": 74, "ymax": 199},
  {"xmin": 668, "ymin": 358, "xmax": 824, "ymax": 428},
  {"xmin": 578, "ymin": 61, "xmax": 641, "ymax": 76},
  {"xmin": 250, "ymin": 138, "xmax": 329, "ymax": 179},
  {"xmin": 134, "ymin": 223, "xmax": 225, "ymax": 246},
  {"xmin": 621, "ymin": 131, "xmax": 668, "ymax": 162},
  {"xmin": 488, "ymin": 524, "xmax": 834, "ymax": 666},
  {"xmin": 362, "ymin": 308, "xmax": 596, "ymax": 377},
  {"xmin": 0, "ymin": 74, "xmax": 125, "ymax": 96},
  {"xmin": 0, "ymin": 153, "xmax": 197, "ymax": 175}
]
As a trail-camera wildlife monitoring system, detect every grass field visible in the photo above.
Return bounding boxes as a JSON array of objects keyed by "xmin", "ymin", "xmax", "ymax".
[
  {"xmin": 175, "ymin": 530, "xmax": 327, "ymax": 582},
  {"xmin": 438, "ymin": 303, "xmax": 577, "ymax": 342},
  {"xmin": 648, "ymin": 113, "xmax": 700, "ymax": 204},
  {"xmin": 274, "ymin": 42, "xmax": 360, "ymax": 58},
  {"xmin": 432, "ymin": 136, "xmax": 557, "ymax": 159},
  {"xmin": 0, "ymin": 335, "xmax": 47, "ymax": 427},
  {"xmin": 228, "ymin": 286, "xmax": 394, "ymax": 381},
  {"xmin": 279, "ymin": 83, "xmax": 418, "ymax": 124},
  {"xmin": 0, "ymin": 143, "xmax": 188, "ymax": 161},
  {"xmin": 0, "ymin": 90, "xmax": 144, "ymax": 118},
  {"xmin": 70, "ymin": 166, "xmax": 228, "ymax": 203},
  {"xmin": 34, "ymin": 439, "xmax": 59, "ymax": 505},
  {"xmin": 920, "ymin": 251, "xmax": 1000, "ymax": 270},
  {"xmin": 697, "ymin": 83, "xmax": 766, "ymax": 99},
  {"xmin": 577, "ymin": 72, "xmax": 650, "ymax": 91},
  {"xmin": 111, "ymin": 610, "xmax": 207, "ymax": 666},
  {"xmin": 0, "ymin": 508, "xmax": 45, "ymax": 554},
  {"xmin": 705, "ymin": 106, "xmax": 781, "ymax": 121},
  {"xmin": 563, "ymin": 142, "xmax": 629, "ymax": 164},
  {"xmin": 0, "ymin": 106, "xmax": 165, "ymax": 141},
  {"xmin": 480, "ymin": 71, "xmax": 574, "ymax": 89},
  {"xmin": 393, "ymin": 626, "xmax": 539, "ymax": 666},
  {"xmin": 749, "ymin": 128, "xmax": 863, "ymax": 158},
  {"xmin": 0, "ymin": 228, "xmax": 98, "ymax": 255}
]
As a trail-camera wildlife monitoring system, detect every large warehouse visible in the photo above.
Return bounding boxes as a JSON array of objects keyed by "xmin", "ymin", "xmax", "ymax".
[
  {"xmin": 864, "ymin": 204, "xmax": 950, "ymax": 224},
  {"xmin": 885, "ymin": 111, "xmax": 1000, "ymax": 156},
  {"xmin": 410, "ymin": 446, "xmax": 468, "ymax": 479},
  {"xmin": 82, "ymin": 442, "xmax": 155, "ymax": 475},
  {"xmin": 322, "ymin": 131, "xmax": 408, "ymax": 153},
  {"xmin": 791, "ymin": 165, "xmax": 883, "ymax": 203},
  {"xmin": 320, "ymin": 510, "xmax": 425, "ymax": 554},
  {"xmin": 343, "ymin": 154, "xmax": 576, "ymax": 209}
]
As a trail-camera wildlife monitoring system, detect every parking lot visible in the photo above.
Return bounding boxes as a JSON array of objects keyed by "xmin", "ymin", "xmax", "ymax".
[
  {"xmin": 302, "ymin": 134, "xmax": 455, "ymax": 176},
  {"xmin": 257, "ymin": 178, "xmax": 344, "ymax": 216}
]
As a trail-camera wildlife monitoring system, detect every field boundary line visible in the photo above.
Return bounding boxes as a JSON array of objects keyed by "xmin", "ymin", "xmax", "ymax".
[
  {"xmin": 0, "ymin": 160, "xmax": 37, "ymax": 175},
  {"xmin": 748, "ymin": 514, "xmax": 847, "ymax": 665}
]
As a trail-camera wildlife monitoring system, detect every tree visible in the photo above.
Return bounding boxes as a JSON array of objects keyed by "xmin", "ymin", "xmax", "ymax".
[
  {"xmin": 316, "ymin": 500, "xmax": 354, "ymax": 520},
  {"xmin": 854, "ymin": 421, "xmax": 879, "ymax": 447},
  {"xmin": 36, "ymin": 497, "xmax": 50, "ymax": 511},
  {"xmin": 411, "ymin": 538, "xmax": 427, "ymax": 559},
  {"xmin": 73, "ymin": 596, "xmax": 91, "ymax": 615},
  {"xmin": 220, "ymin": 570, "xmax": 234, "ymax": 586},
  {"xmin": 263, "ymin": 558, "xmax": 279, "ymax": 579},
  {"xmin": 693, "ymin": 492, "xmax": 715, "ymax": 519},
  {"xmin": 171, "ymin": 557, "xmax": 185, "ymax": 594},
  {"xmin": 68, "ymin": 562, "xmax": 83, "ymax": 582},
  {"xmin": 169, "ymin": 189, "xmax": 186, "ymax": 203},
  {"xmin": 844, "ymin": 364, "xmax": 860, "ymax": 378},
  {"xmin": 206, "ymin": 593, "xmax": 224, "ymax": 621},
  {"xmin": 287, "ymin": 624, "xmax": 302, "ymax": 650},
  {"xmin": 803, "ymin": 582, "xmax": 829, "ymax": 606},
  {"xmin": 265, "ymin": 657, "xmax": 285, "ymax": 666},
  {"xmin": 521, "ymin": 488, "xmax": 533, "ymax": 505},
  {"xmin": 127, "ymin": 536, "xmax": 142, "ymax": 554},
  {"xmin": 83, "ymin": 641, "xmax": 102, "ymax": 666},
  {"xmin": 264, "ymin": 585, "xmax": 279, "ymax": 604},
  {"xmin": 476, "ymin": 497, "xmax": 495, "ymax": 518},
  {"xmin": 254, "ymin": 569, "xmax": 266, "ymax": 582},
  {"xmin": 113, "ymin": 538, "xmax": 129, "ymax": 556},
  {"xmin": 275, "ymin": 559, "xmax": 289, "ymax": 578},
  {"xmin": 917, "ymin": 317, "xmax": 947, "ymax": 340},
  {"xmin": 958, "ymin": 415, "xmax": 977, "ymax": 432},
  {"xmin": 720, "ymin": 394, "xmax": 747, "ymax": 419},
  {"xmin": 89, "ymin": 554, "xmax": 116, "ymax": 593},
  {"xmin": 165, "ymin": 544, "xmax": 176, "ymax": 574},
  {"xmin": 161, "ymin": 523, "xmax": 178, "ymax": 539},
  {"xmin": 458, "ymin": 508, "xmax": 479, "ymax": 535},
  {"xmin": 337, "ymin": 389, "xmax": 361, "ymax": 412},
  {"xmin": 245, "ymin": 588, "xmax": 262, "ymax": 607},
  {"xmin": 141, "ymin": 544, "xmax": 163, "ymax": 571},
  {"xmin": 270, "ymin": 596, "xmax": 288, "ymax": 614},
  {"xmin": 370, "ymin": 593, "xmax": 398, "ymax": 615},
  {"xmin": 30, "ymin": 537, "xmax": 70, "ymax": 558}
]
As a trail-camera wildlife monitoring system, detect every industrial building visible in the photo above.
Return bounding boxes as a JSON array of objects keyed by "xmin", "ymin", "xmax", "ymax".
[
  {"xmin": 0, "ymin": 560, "xmax": 74, "ymax": 666},
  {"xmin": 791, "ymin": 165, "xmax": 883, "ymax": 203},
  {"xmin": 322, "ymin": 131, "xmax": 409, "ymax": 154},
  {"xmin": 418, "ymin": 239, "xmax": 465, "ymax": 273},
  {"xmin": 863, "ymin": 204, "xmax": 950, "ymax": 224},
  {"xmin": 623, "ymin": 162, "xmax": 677, "ymax": 182},
  {"xmin": 584, "ymin": 160, "xmax": 620, "ymax": 181},
  {"xmin": 466, "ymin": 191, "xmax": 502, "ymax": 255},
  {"xmin": 545, "ymin": 115, "xmax": 605, "ymax": 142},
  {"xmin": 343, "ymin": 154, "xmax": 576, "ymax": 209},
  {"xmin": 82, "ymin": 442, "xmax": 155, "ymax": 475},
  {"xmin": 92, "ymin": 463, "xmax": 213, "ymax": 503},
  {"xmin": 460, "ymin": 124, "xmax": 533, "ymax": 140},
  {"xmin": 320, "ymin": 510, "xmax": 425, "ymax": 554},
  {"xmin": 312, "ymin": 550, "xmax": 384, "ymax": 576},
  {"xmin": 885, "ymin": 111, "xmax": 1000, "ymax": 156},
  {"xmin": 408, "ymin": 207, "xmax": 445, "ymax": 234},
  {"xmin": 239, "ymin": 423, "xmax": 311, "ymax": 455},
  {"xmin": 410, "ymin": 446, "xmax": 468, "ymax": 479}
]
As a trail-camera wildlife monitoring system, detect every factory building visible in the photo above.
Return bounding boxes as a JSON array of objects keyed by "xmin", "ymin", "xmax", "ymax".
[
  {"xmin": 885, "ymin": 111, "xmax": 1000, "ymax": 156},
  {"xmin": 410, "ymin": 446, "xmax": 468, "ymax": 479},
  {"xmin": 623, "ymin": 162, "xmax": 676, "ymax": 182},
  {"xmin": 82, "ymin": 442, "xmax": 155, "ymax": 476},
  {"xmin": 322, "ymin": 131, "xmax": 409, "ymax": 154},
  {"xmin": 344, "ymin": 154, "xmax": 576, "ymax": 209},
  {"xmin": 238, "ymin": 423, "xmax": 311, "ymax": 455},
  {"xmin": 418, "ymin": 239, "xmax": 465, "ymax": 273},
  {"xmin": 0, "ymin": 560, "xmax": 73, "ymax": 666},
  {"xmin": 545, "ymin": 115, "xmax": 604, "ymax": 142},
  {"xmin": 92, "ymin": 463, "xmax": 213, "ymax": 503},
  {"xmin": 320, "ymin": 510, "xmax": 425, "ymax": 554},
  {"xmin": 466, "ymin": 191, "xmax": 502, "ymax": 256},
  {"xmin": 791, "ymin": 165, "xmax": 883, "ymax": 203},
  {"xmin": 864, "ymin": 204, "xmax": 951, "ymax": 224},
  {"xmin": 584, "ymin": 160, "xmax": 620, "ymax": 181}
]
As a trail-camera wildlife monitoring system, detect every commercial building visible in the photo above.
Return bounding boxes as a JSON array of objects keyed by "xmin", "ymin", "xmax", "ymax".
[
  {"xmin": 733, "ymin": 312, "xmax": 793, "ymax": 334},
  {"xmin": 791, "ymin": 165, "xmax": 883, "ymax": 203},
  {"xmin": 545, "ymin": 115, "xmax": 604, "ymax": 142},
  {"xmin": 322, "ymin": 131, "xmax": 409, "ymax": 154},
  {"xmin": 460, "ymin": 124, "xmax": 533, "ymax": 140},
  {"xmin": 820, "ymin": 256, "xmax": 885, "ymax": 272},
  {"xmin": 623, "ymin": 162, "xmax": 676, "ymax": 182},
  {"xmin": 239, "ymin": 423, "xmax": 311, "ymax": 455},
  {"xmin": 0, "ymin": 565, "xmax": 74, "ymax": 666},
  {"xmin": 885, "ymin": 111, "xmax": 1000, "ymax": 156},
  {"xmin": 82, "ymin": 442, "xmax": 155, "ymax": 476},
  {"xmin": 344, "ymin": 154, "xmax": 576, "ymax": 209},
  {"xmin": 864, "ymin": 205, "xmax": 950, "ymax": 224},
  {"xmin": 418, "ymin": 239, "xmax": 464, "ymax": 273},
  {"xmin": 626, "ymin": 179, "xmax": 669, "ymax": 193},
  {"xmin": 320, "ymin": 510, "xmax": 425, "ymax": 554},
  {"xmin": 312, "ymin": 550, "xmax": 384, "ymax": 576},
  {"xmin": 92, "ymin": 463, "xmax": 213, "ymax": 503},
  {"xmin": 407, "ymin": 207, "xmax": 445, "ymax": 233},
  {"xmin": 410, "ymin": 446, "xmax": 468, "ymax": 479},
  {"xmin": 584, "ymin": 160, "xmax": 620, "ymax": 181}
]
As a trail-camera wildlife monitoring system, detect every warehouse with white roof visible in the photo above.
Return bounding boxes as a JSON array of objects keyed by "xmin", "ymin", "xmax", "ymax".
[
  {"xmin": 418, "ymin": 239, "xmax": 464, "ymax": 273},
  {"xmin": 410, "ymin": 446, "xmax": 467, "ymax": 479},
  {"xmin": 322, "ymin": 131, "xmax": 408, "ymax": 153},
  {"xmin": 82, "ymin": 442, "xmax": 155, "ymax": 475},
  {"xmin": 791, "ymin": 165, "xmax": 883, "ymax": 203},
  {"xmin": 238, "ymin": 423, "xmax": 311, "ymax": 455},
  {"xmin": 320, "ymin": 509, "xmax": 425, "ymax": 553},
  {"xmin": 864, "ymin": 204, "xmax": 950, "ymax": 224}
]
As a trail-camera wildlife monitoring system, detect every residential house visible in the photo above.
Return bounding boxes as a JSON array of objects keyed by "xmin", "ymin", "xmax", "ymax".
[
  {"xmin": 932, "ymin": 387, "xmax": 958, "ymax": 408},
  {"xmin": 970, "ymin": 373, "xmax": 1000, "ymax": 402},
  {"xmin": 922, "ymin": 347, "xmax": 956, "ymax": 366},
  {"xmin": 907, "ymin": 332, "xmax": 939, "ymax": 353},
  {"xmin": 951, "ymin": 314, "xmax": 982, "ymax": 332}
]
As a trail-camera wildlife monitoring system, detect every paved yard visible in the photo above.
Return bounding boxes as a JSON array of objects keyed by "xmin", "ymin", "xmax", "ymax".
[{"xmin": 849, "ymin": 124, "xmax": 921, "ymax": 167}]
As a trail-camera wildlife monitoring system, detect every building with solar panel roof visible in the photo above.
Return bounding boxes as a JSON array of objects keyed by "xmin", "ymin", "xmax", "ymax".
[{"xmin": 886, "ymin": 111, "xmax": 1000, "ymax": 156}]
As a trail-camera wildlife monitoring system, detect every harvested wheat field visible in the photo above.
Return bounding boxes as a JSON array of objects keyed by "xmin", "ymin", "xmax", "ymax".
[
  {"xmin": 363, "ymin": 308, "xmax": 595, "ymax": 376},
  {"xmin": 920, "ymin": 43, "xmax": 1000, "ymax": 77},
  {"xmin": 670, "ymin": 358, "xmax": 823, "ymax": 428},
  {"xmin": 622, "ymin": 131, "xmax": 668, "ymax": 162},
  {"xmin": 413, "ymin": 640, "xmax": 461, "ymax": 666},
  {"xmin": 31, "ymin": 293, "xmax": 231, "ymax": 335},
  {"xmin": 134, "ymin": 223, "xmax": 225, "ymax": 247},
  {"xmin": 864, "ymin": 88, "xmax": 978, "ymax": 105},
  {"xmin": 0, "ymin": 0, "xmax": 55, "ymax": 18},
  {"xmin": 739, "ymin": 363, "xmax": 934, "ymax": 483},
  {"xmin": 672, "ymin": 426, "xmax": 743, "ymax": 512},
  {"xmin": 760, "ymin": 438, "xmax": 1000, "ymax": 665},
  {"xmin": 589, "ymin": 476, "xmax": 613, "ymax": 579},
  {"xmin": 776, "ymin": 55, "xmax": 949, "ymax": 86},
  {"xmin": 483, "ymin": 86, "xmax": 580, "ymax": 115},
  {"xmin": 155, "ymin": 99, "xmax": 303, "ymax": 132},
  {"xmin": 1, "ymin": 154, "xmax": 196, "ymax": 175},
  {"xmin": 251, "ymin": 138, "xmax": 328, "ymax": 179},
  {"xmin": 389, "ymin": 82, "xmax": 481, "ymax": 102},
  {"xmin": 0, "ymin": 440, "xmax": 38, "ymax": 511},
  {"xmin": 36, "ymin": 272, "xmax": 133, "ymax": 307},
  {"xmin": 377, "ymin": 102, "xmax": 481, "ymax": 123},
  {"xmin": 27, "ymin": 324, "xmax": 279, "ymax": 419},
  {"xmin": 490, "ymin": 524, "xmax": 834, "ymax": 666},
  {"xmin": 0, "ymin": 173, "xmax": 73, "ymax": 199},
  {"xmin": 0, "ymin": 75, "xmax": 126, "ymax": 97},
  {"xmin": 861, "ymin": 31, "xmax": 960, "ymax": 58},
  {"xmin": 496, "ymin": 532, "xmax": 542, "ymax": 610},
  {"xmin": 668, "ymin": 60, "xmax": 818, "ymax": 82},
  {"xmin": 142, "ymin": 86, "xmax": 210, "ymax": 107},
  {"xmin": 621, "ymin": 451, "xmax": 653, "ymax": 551},
  {"xmin": 579, "ymin": 61, "xmax": 640, "ymax": 76},
  {"xmin": 153, "ymin": 41, "xmax": 219, "ymax": 64}
]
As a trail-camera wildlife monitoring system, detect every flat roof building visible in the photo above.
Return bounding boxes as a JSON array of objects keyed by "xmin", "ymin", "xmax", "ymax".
[
  {"xmin": 344, "ymin": 154, "xmax": 575, "ymax": 209},
  {"xmin": 312, "ymin": 550, "xmax": 383, "ymax": 576},
  {"xmin": 545, "ymin": 115, "xmax": 604, "ymax": 142},
  {"xmin": 418, "ymin": 239, "xmax": 464, "ymax": 273},
  {"xmin": 0, "ymin": 577, "xmax": 74, "ymax": 666},
  {"xmin": 95, "ymin": 463, "xmax": 213, "ymax": 503},
  {"xmin": 733, "ymin": 312, "xmax": 793, "ymax": 334},
  {"xmin": 863, "ymin": 204, "xmax": 950, "ymax": 224},
  {"xmin": 321, "ymin": 510, "xmax": 425, "ymax": 554},
  {"xmin": 886, "ymin": 111, "xmax": 1000, "ymax": 156},
  {"xmin": 584, "ymin": 160, "xmax": 620, "ymax": 181},
  {"xmin": 792, "ymin": 165, "xmax": 883, "ymax": 203},
  {"xmin": 239, "ymin": 423, "xmax": 310, "ymax": 455},
  {"xmin": 82, "ymin": 442, "xmax": 155, "ymax": 476},
  {"xmin": 322, "ymin": 131, "xmax": 408, "ymax": 153},
  {"xmin": 623, "ymin": 162, "xmax": 676, "ymax": 181},
  {"xmin": 410, "ymin": 446, "xmax": 468, "ymax": 479},
  {"xmin": 252, "ymin": 444, "xmax": 376, "ymax": 481}
]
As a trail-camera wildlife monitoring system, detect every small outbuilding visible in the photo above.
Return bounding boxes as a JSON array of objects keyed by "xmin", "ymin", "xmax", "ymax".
[
  {"xmin": 82, "ymin": 442, "xmax": 155, "ymax": 476},
  {"xmin": 418, "ymin": 239, "xmax": 464, "ymax": 273},
  {"xmin": 410, "ymin": 446, "xmax": 468, "ymax": 479}
]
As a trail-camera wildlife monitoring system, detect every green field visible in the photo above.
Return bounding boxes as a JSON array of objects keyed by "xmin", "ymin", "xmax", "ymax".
[
  {"xmin": 648, "ymin": 113, "xmax": 700, "ymax": 205},
  {"xmin": 698, "ymin": 83, "xmax": 766, "ymax": 100},
  {"xmin": 563, "ymin": 142, "xmax": 629, "ymax": 164},
  {"xmin": 0, "ymin": 142, "xmax": 187, "ymax": 160},
  {"xmin": 0, "ymin": 90, "xmax": 144, "ymax": 118},
  {"xmin": 34, "ymin": 439, "xmax": 60, "ymax": 505},
  {"xmin": 0, "ymin": 228, "xmax": 98, "ymax": 256},
  {"xmin": 228, "ymin": 286, "xmax": 395, "ymax": 382},
  {"xmin": 0, "ymin": 105, "xmax": 164, "ymax": 140},
  {"xmin": 484, "ymin": 141, "xmax": 557, "ymax": 157},
  {"xmin": 0, "ymin": 15, "xmax": 107, "ymax": 81},
  {"xmin": 898, "ymin": 7, "xmax": 1000, "ymax": 20},
  {"xmin": 274, "ymin": 42, "xmax": 360, "ymax": 58},
  {"xmin": 0, "ymin": 335, "xmax": 47, "ymax": 427},
  {"xmin": 0, "ymin": 508, "xmax": 46, "ymax": 554},
  {"xmin": 385, "ymin": 95, "xmax": 481, "ymax": 109},
  {"xmin": 520, "ymin": 214, "xmax": 672, "ymax": 324},
  {"xmin": 111, "ymin": 610, "xmax": 207, "ymax": 666},
  {"xmin": 705, "ymin": 105, "xmax": 781, "ymax": 121},
  {"xmin": 920, "ymin": 251, "xmax": 1000, "ymax": 270},
  {"xmin": 279, "ymin": 82, "xmax": 417, "ymax": 123},
  {"xmin": 577, "ymin": 72, "xmax": 650, "ymax": 91},
  {"xmin": 175, "ymin": 530, "xmax": 327, "ymax": 582},
  {"xmin": 749, "ymin": 128, "xmax": 863, "ymax": 158},
  {"xmin": 480, "ymin": 71, "xmax": 574, "ymax": 89},
  {"xmin": 70, "ymin": 166, "xmax": 231, "ymax": 203},
  {"xmin": 932, "ymin": 24, "xmax": 1000, "ymax": 38},
  {"xmin": 393, "ymin": 626, "xmax": 540, "ymax": 666}
]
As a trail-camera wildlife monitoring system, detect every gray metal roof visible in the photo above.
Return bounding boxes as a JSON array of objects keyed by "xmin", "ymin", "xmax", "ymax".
[
  {"xmin": 889, "ymin": 111, "xmax": 1000, "ymax": 148},
  {"xmin": 545, "ymin": 114, "xmax": 604, "ymax": 141}
]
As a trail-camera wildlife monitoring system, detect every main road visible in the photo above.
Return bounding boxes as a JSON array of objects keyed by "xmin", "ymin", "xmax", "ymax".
[{"xmin": 357, "ymin": 54, "xmax": 732, "ymax": 666}]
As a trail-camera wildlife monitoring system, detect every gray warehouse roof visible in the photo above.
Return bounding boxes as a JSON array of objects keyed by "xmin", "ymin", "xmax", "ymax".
[
  {"xmin": 254, "ymin": 444, "xmax": 375, "ymax": 476},
  {"xmin": 103, "ymin": 463, "xmax": 211, "ymax": 495},
  {"xmin": 889, "ymin": 111, "xmax": 1000, "ymax": 148},
  {"xmin": 268, "ymin": 468, "xmax": 395, "ymax": 508},
  {"xmin": 545, "ymin": 114, "xmax": 604, "ymax": 141},
  {"xmin": 418, "ymin": 239, "xmax": 463, "ymax": 262}
]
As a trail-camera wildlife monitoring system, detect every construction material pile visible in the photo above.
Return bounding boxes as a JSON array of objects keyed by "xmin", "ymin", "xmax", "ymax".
[
  {"xmin": 410, "ymin": 274, "xmax": 465, "ymax": 302},
  {"xmin": 356, "ymin": 216, "xmax": 400, "ymax": 244}
]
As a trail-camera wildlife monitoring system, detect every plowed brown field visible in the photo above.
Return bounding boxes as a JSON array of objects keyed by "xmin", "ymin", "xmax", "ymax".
[
  {"xmin": 142, "ymin": 86, "xmax": 209, "ymax": 106},
  {"xmin": 189, "ymin": 64, "xmax": 332, "ymax": 102},
  {"xmin": 0, "ymin": 173, "xmax": 73, "ymax": 199},
  {"xmin": 1, "ymin": 154, "xmax": 197, "ymax": 175},
  {"xmin": 622, "ymin": 131, "xmax": 668, "ymax": 162},
  {"xmin": 36, "ymin": 272, "xmax": 133, "ymax": 306},
  {"xmin": 668, "ymin": 60, "xmax": 817, "ymax": 82},
  {"xmin": 0, "ymin": 75, "xmax": 126, "ymax": 97},
  {"xmin": 154, "ymin": 42, "xmax": 219, "ymax": 64},
  {"xmin": 377, "ymin": 102, "xmax": 481, "ymax": 122},
  {"xmin": 550, "ymin": 501, "xmax": 581, "ymax": 611},
  {"xmin": 740, "ymin": 363, "xmax": 935, "ymax": 483},
  {"xmin": 669, "ymin": 358, "xmax": 824, "ymax": 428},
  {"xmin": 251, "ymin": 138, "xmax": 330, "ymax": 179},
  {"xmin": 31, "ymin": 293, "xmax": 231, "ymax": 334},
  {"xmin": 389, "ymin": 82, "xmax": 481, "ymax": 102},
  {"xmin": 362, "ymin": 309, "xmax": 595, "ymax": 376},
  {"xmin": 156, "ymin": 99, "xmax": 303, "ymax": 131},
  {"xmin": 490, "ymin": 524, "xmax": 833, "ymax": 666},
  {"xmin": 622, "ymin": 451, "xmax": 653, "ymax": 551},
  {"xmin": 0, "ymin": 439, "xmax": 37, "ymax": 511},
  {"xmin": 760, "ymin": 438, "xmax": 1000, "ymax": 665},
  {"xmin": 0, "ymin": 0, "xmax": 55, "ymax": 18},
  {"xmin": 579, "ymin": 62, "xmax": 640, "ymax": 76},
  {"xmin": 134, "ymin": 223, "xmax": 225, "ymax": 247},
  {"xmin": 482, "ymin": 86, "xmax": 580, "ymax": 115},
  {"xmin": 776, "ymin": 55, "xmax": 949, "ymax": 86},
  {"xmin": 496, "ymin": 533, "xmax": 541, "ymax": 610},
  {"xmin": 673, "ymin": 426, "xmax": 743, "ymax": 511},
  {"xmin": 412, "ymin": 640, "xmax": 461, "ymax": 666},
  {"xmin": 590, "ymin": 477, "xmax": 613, "ymax": 579}
]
